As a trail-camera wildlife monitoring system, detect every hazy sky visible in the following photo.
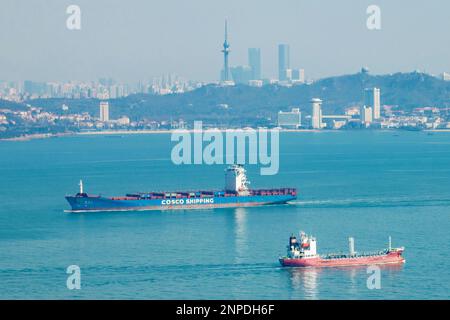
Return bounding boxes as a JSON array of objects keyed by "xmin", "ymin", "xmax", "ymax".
[{"xmin": 1, "ymin": 0, "xmax": 449, "ymax": 82}]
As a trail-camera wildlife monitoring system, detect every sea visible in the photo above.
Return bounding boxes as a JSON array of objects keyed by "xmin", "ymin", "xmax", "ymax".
[{"xmin": 0, "ymin": 131, "xmax": 449, "ymax": 299}]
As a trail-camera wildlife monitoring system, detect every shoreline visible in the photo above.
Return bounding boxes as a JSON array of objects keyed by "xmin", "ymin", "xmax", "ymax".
[
  {"xmin": 0, "ymin": 132, "xmax": 72, "ymax": 142},
  {"xmin": 1, "ymin": 128, "xmax": 450, "ymax": 141},
  {"xmin": 0, "ymin": 129, "xmax": 324, "ymax": 141},
  {"xmin": 77, "ymin": 128, "xmax": 323, "ymax": 135}
]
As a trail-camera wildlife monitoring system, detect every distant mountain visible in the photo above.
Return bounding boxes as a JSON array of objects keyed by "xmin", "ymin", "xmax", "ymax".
[{"xmin": 24, "ymin": 72, "xmax": 450, "ymax": 126}]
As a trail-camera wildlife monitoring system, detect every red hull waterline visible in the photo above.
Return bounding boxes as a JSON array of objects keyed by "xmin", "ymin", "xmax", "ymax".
[{"xmin": 279, "ymin": 250, "xmax": 405, "ymax": 268}]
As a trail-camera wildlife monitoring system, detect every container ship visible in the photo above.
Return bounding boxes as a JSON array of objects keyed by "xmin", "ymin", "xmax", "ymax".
[
  {"xmin": 65, "ymin": 165, "xmax": 297, "ymax": 213},
  {"xmin": 279, "ymin": 231, "xmax": 405, "ymax": 268}
]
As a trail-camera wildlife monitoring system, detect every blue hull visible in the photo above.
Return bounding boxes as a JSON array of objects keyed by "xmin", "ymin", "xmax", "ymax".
[{"xmin": 65, "ymin": 193, "xmax": 296, "ymax": 212}]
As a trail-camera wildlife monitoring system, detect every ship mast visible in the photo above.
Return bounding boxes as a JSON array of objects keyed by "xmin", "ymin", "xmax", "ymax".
[{"xmin": 79, "ymin": 179, "xmax": 84, "ymax": 194}]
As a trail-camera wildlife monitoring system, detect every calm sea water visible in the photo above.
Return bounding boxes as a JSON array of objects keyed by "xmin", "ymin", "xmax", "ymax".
[{"xmin": 0, "ymin": 131, "xmax": 449, "ymax": 299}]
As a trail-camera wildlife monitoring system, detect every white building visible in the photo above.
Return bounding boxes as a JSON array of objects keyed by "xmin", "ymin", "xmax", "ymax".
[
  {"xmin": 361, "ymin": 106, "xmax": 373, "ymax": 124},
  {"xmin": 278, "ymin": 108, "xmax": 302, "ymax": 128},
  {"xmin": 311, "ymin": 98, "xmax": 323, "ymax": 129},
  {"xmin": 364, "ymin": 88, "xmax": 381, "ymax": 120},
  {"xmin": 116, "ymin": 116, "xmax": 130, "ymax": 126},
  {"xmin": 99, "ymin": 101, "xmax": 109, "ymax": 122},
  {"xmin": 442, "ymin": 72, "xmax": 450, "ymax": 81},
  {"xmin": 248, "ymin": 80, "xmax": 263, "ymax": 87},
  {"xmin": 284, "ymin": 69, "xmax": 293, "ymax": 81}
]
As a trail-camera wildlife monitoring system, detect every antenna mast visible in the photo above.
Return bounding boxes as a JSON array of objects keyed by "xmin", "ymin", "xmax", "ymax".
[{"xmin": 221, "ymin": 19, "xmax": 230, "ymax": 82}]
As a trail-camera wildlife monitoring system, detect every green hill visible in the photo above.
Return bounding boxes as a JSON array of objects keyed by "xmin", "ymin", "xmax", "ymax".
[{"xmin": 25, "ymin": 71, "xmax": 450, "ymax": 126}]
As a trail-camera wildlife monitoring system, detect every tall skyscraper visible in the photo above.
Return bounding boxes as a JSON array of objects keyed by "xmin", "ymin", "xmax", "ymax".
[
  {"xmin": 311, "ymin": 98, "xmax": 323, "ymax": 129},
  {"xmin": 373, "ymin": 88, "xmax": 381, "ymax": 119},
  {"xmin": 24, "ymin": 80, "xmax": 47, "ymax": 95},
  {"xmin": 221, "ymin": 20, "xmax": 231, "ymax": 82},
  {"xmin": 24, "ymin": 80, "xmax": 33, "ymax": 94},
  {"xmin": 278, "ymin": 44, "xmax": 290, "ymax": 81},
  {"xmin": 99, "ymin": 101, "xmax": 109, "ymax": 122},
  {"xmin": 248, "ymin": 48, "xmax": 261, "ymax": 80},
  {"xmin": 364, "ymin": 87, "xmax": 381, "ymax": 120}
]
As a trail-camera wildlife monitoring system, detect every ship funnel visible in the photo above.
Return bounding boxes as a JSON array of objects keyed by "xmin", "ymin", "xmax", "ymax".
[
  {"xmin": 349, "ymin": 237, "xmax": 355, "ymax": 256},
  {"xmin": 388, "ymin": 236, "xmax": 392, "ymax": 251},
  {"xmin": 79, "ymin": 180, "xmax": 84, "ymax": 194}
]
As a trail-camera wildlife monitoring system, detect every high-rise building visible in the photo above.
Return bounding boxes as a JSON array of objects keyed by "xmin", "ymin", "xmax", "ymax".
[
  {"xmin": 220, "ymin": 20, "xmax": 231, "ymax": 82},
  {"xmin": 364, "ymin": 88, "xmax": 381, "ymax": 120},
  {"xmin": 278, "ymin": 108, "xmax": 302, "ymax": 128},
  {"xmin": 230, "ymin": 65, "xmax": 252, "ymax": 84},
  {"xmin": 99, "ymin": 101, "xmax": 109, "ymax": 122},
  {"xmin": 373, "ymin": 88, "xmax": 381, "ymax": 119},
  {"xmin": 311, "ymin": 98, "xmax": 323, "ymax": 129},
  {"xmin": 292, "ymin": 69, "xmax": 305, "ymax": 83},
  {"xmin": 24, "ymin": 80, "xmax": 47, "ymax": 95},
  {"xmin": 248, "ymin": 48, "xmax": 261, "ymax": 80},
  {"xmin": 278, "ymin": 44, "xmax": 290, "ymax": 81},
  {"xmin": 24, "ymin": 80, "xmax": 34, "ymax": 94},
  {"xmin": 361, "ymin": 106, "xmax": 373, "ymax": 124}
]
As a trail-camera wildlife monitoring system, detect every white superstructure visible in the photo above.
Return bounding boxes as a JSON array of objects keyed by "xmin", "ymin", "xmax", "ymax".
[
  {"xmin": 287, "ymin": 231, "xmax": 318, "ymax": 259},
  {"xmin": 225, "ymin": 165, "xmax": 250, "ymax": 195}
]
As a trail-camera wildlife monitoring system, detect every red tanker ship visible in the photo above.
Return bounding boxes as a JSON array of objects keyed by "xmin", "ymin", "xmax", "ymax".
[{"xmin": 279, "ymin": 231, "xmax": 405, "ymax": 268}]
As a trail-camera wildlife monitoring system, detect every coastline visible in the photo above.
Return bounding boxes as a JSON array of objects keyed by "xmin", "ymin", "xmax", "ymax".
[
  {"xmin": 2, "ymin": 128, "xmax": 450, "ymax": 141},
  {"xmin": 0, "ymin": 132, "xmax": 72, "ymax": 142},
  {"xmin": 0, "ymin": 128, "xmax": 326, "ymax": 141},
  {"xmin": 77, "ymin": 128, "xmax": 323, "ymax": 135}
]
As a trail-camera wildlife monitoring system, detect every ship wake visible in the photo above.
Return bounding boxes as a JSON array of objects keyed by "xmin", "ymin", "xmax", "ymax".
[{"xmin": 292, "ymin": 196, "xmax": 450, "ymax": 208}]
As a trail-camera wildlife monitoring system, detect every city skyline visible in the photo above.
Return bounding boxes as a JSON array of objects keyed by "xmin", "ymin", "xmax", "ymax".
[{"xmin": 1, "ymin": 0, "xmax": 450, "ymax": 82}]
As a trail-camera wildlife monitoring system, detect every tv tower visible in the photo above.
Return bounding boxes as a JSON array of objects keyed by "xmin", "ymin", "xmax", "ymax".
[{"xmin": 221, "ymin": 20, "xmax": 230, "ymax": 82}]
